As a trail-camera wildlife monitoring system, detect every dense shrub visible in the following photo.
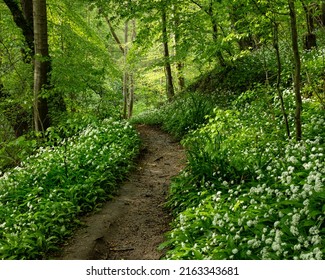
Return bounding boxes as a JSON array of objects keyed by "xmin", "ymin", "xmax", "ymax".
[{"xmin": 0, "ymin": 119, "xmax": 140, "ymax": 259}]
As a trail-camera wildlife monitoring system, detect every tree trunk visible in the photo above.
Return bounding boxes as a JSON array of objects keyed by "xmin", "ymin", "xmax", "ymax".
[
  {"xmin": 209, "ymin": 1, "xmax": 226, "ymax": 67},
  {"xmin": 288, "ymin": 0, "xmax": 303, "ymax": 141},
  {"xmin": 20, "ymin": 0, "xmax": 34, "ymax": 62},
  {"xmin": 105, "ymin": 17, "xmax": 136, "ymax": 119},
  {"xmin": 190, "ymin": 0, "xmax": 226, "ymax": 66},
  {"xmin": 161, "ymin": 5, "xmax": 175, "ymax": 101},
  {"xmin": 33, "ymin": 0, "xmax": 50, "ymax": 132},
  {"xmin": 173, "ymin": 5, "xmax": 185, "ymax": 91},
  {"xmin": 273, "ymin": 22, "xmax": 291, "ymax": 139},
  {"xmin": 128, "ymin": 20, "xmax": 136, "ymax": 119},
  {"xmin": 128, "ymin": 73, "xmax": 134, "ymax": 119},
  {"xmin": 122, "ymin": 21, "xmax": 129, "ymax": 119}
]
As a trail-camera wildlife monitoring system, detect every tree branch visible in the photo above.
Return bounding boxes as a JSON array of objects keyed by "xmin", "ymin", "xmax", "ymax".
[
  {"xmin": 189, "ymin": 0, "xmax": 212, "ymax": 16},
  {"xmin": 104, "ymin": 16, "xmax": 125, "ymax": 54}
]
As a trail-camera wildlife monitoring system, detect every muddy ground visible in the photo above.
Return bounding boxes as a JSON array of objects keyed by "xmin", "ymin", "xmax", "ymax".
[{"xmin": 53, "ymin": 124, "xmax": 186, "ymax": 260}]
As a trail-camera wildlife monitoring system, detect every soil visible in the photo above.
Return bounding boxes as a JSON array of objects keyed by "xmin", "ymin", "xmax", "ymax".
[{"xmin": 53, "ymin": 124, "xmax": 186, "ymax": 260}]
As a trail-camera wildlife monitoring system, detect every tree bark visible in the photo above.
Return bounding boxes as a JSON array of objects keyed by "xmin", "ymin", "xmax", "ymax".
[
  {"xmin": 33, "ymin": 0, "xmax": 50, "ymax": 132},
  {"xmin": 122, "ymin": 21, "xmax": 129, "ymax": 119},
  {"xmin": 173, "ymin": 5, "xmax": 185, "ymax": 91},
  {"xmin": 288, "ymin": 0, "xmax": 303, "ymax": 141},
  {"xmin": 208, "ymin": 1, "xmax": 226, "ymax": 67},
  {"xmin": 273, "ymin": 22, "xmax": 291, "ymax": 139},
  {"xmin": 128, "ymin": 20, "xmax": 136, "ymax": 119},
  {"xmin": 161, "ymin": 5, "xmax": 175, "ymax": 101},
  {"xmin": 105, "ymin": 17, "xmax": 136, "ymax": 119},
  {"xmin": 128, "ymin": 73, "xmax": 134, "ymax": 119}
]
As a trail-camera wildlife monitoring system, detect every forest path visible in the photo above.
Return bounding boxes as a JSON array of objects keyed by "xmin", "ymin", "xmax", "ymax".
[{"xmin": 54, "ymin": 124, "xmax": 186, "ymax": 260}]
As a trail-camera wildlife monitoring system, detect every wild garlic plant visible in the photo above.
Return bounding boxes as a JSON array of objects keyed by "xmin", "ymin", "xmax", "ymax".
[
  {"xmin": 163, "ymin": 89, "xmax": 324, "ymax": 260},
  {"xmin": 0, "ymin": 119, "xmax": 140, "ymax": 259}
]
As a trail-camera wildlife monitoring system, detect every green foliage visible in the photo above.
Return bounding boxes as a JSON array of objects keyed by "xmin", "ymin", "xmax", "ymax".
[
  {"xmin": 0, "ymin": 119, "xmax": 140, "ymax": 259},
  {"xmin": 132, "ymin": 92, "xmax": 228, "ymax": 139},
  {"xmin": 163, "ymin": 88, "xmax": 325, "ymax": 260},
  {"xmin": 189, "ymin": 58, "xmax": 266, "ymax": 94},
  {"xmin": 301, "ymin": 46, "xmax": 325, "ymax": 107},
  {"xmin": 45, "ymin": 113, "xmax": 99, "ymax": 141},
  {"xmin": 131, "ymin": 108, "xmax": 164, "ymax": 126},
  {"xmin": 0, "ymin": 113, "xmax": 97, "ymax": 171},
  {"xmin": 1, "ymin": 0, "xmax": 123, "ymax": 139},
  {"xmin": 48, "ymin": 0, "xmax": 122, "ymax": 118},
  {"xmin": 0, "ymin": 135, "xmax": 37, "ymax": 170}
]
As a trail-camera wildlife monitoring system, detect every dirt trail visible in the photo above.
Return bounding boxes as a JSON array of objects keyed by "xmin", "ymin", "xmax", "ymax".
[{"xmin": 54, "ymin": 124, "xmax": 186, "ymax": 260}]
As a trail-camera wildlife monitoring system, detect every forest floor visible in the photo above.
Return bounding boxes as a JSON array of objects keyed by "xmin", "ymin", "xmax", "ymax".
[{"xmin": 53, "ymin": 124, "xmax": 186, "ymax": 260}]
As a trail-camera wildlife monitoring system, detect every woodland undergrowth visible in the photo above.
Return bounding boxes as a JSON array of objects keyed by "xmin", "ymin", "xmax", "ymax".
[{"xmin": 0, "ymin": 118, "xmax": 140, "ymax": 259}]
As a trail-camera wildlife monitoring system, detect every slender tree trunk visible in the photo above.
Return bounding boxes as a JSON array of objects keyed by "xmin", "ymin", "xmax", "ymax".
[
  {"xmin": 122, "ymin": 21, "xmax": 129, "ymax": 119},
  {"xmin": 173, "ymin": 5, "xmax": 185, "ymax": 91},
  {"xmin": 128, "ymin": 20, "xmax": 136, "ymax": 119},
  {"xmin": 273, "ymin": 22, "xmax": 291, "ymax": 139},
  {"xmin": 20, "ymin": 0, "xmax": 34, "ymax": 62},
  {"xmin": 105, "ymin": 17, "xmax": 136, "ymax": 119},
  {"xmin": 176, "ymin": 62, "xmax": 185, "ymax": 91},
  {"xmin": 161, "ymin": 5, "xmax": 175, "ymax": 101},
  {"xmin": 33, "ymin": 0, "xmax": 50, "ymax": 132},
  {"xmin": 128, "ymin": 73, "xmax": 134, "ymax": 119},
  {"xmin": 288, "ymin": 0, "xmax": 303, "ymax": 141},
  {"xmin": 209, "ymin": 1, "xmax": 226, "ymax": 67}
]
